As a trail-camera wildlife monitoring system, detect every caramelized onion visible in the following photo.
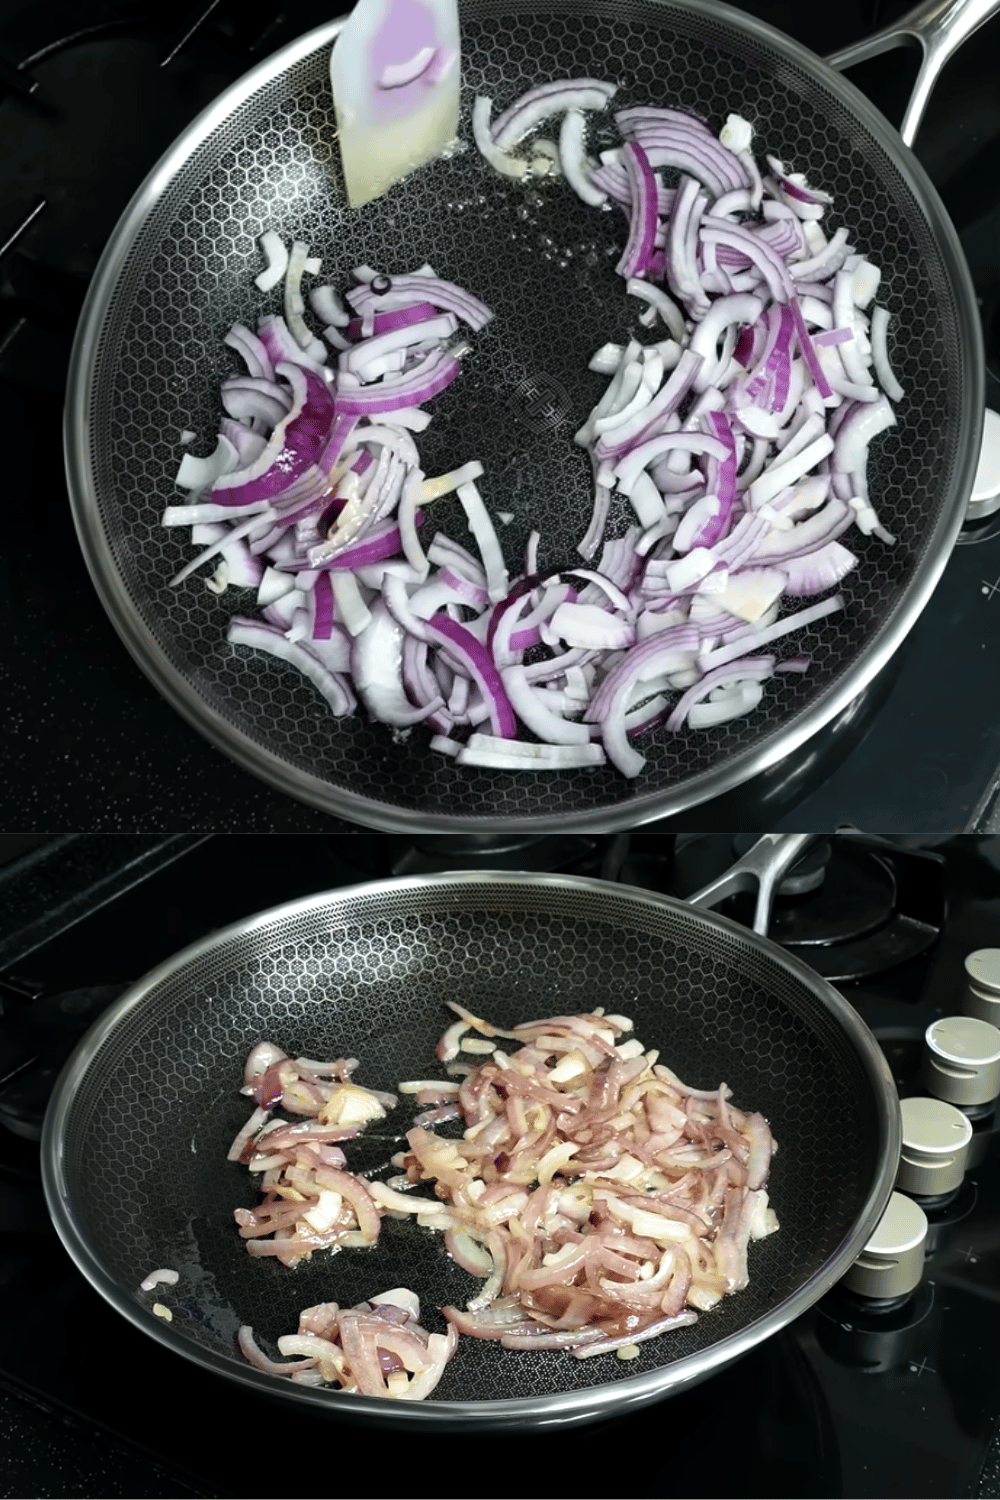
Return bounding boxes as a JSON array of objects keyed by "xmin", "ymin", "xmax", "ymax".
[
  {"xmin": 240, "ymin": 1290, "xmax": 456, "ymax": 1399},
  {"xmin": 229, "ymin": 1041, "xmax": 391, "ymax": 1266},
  {"xmin": 394, "ymin": 1006, "xmax": 779, "ymax": 1358}
]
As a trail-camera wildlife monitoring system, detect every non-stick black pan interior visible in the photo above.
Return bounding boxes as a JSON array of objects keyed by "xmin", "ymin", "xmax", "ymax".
[{"xmin": 47, "ymin": 875, "xmax": 894, "ymax": 1416}]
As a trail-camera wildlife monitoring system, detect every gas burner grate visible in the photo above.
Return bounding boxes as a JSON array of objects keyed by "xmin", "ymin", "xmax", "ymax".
[{"xmin": 672, "ymin": 834, "xmax": 945, "ymax": 980}]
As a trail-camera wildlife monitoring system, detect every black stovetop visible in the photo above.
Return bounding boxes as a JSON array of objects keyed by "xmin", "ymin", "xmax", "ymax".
[
  {"xmin": 1, "ymin": 0, "xmax": 999, "ymax": 832},
  {"xmin": 2, "ymin": 831, "xmax": 1000, "ymax": 1498}
]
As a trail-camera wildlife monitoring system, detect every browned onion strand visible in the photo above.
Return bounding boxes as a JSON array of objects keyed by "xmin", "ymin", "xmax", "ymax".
[
  {"xmin": 239, "ymin": 1291, "xmax": 458, "ymax": 1399},
  {"xmin": 229, "ymin": 1040, "xmax": 395, "ymax": 1265},
  {"xmin": 230, "ymin": 1012, "xmax": 777, "ymax": 1394},
  {"xmin": 386, "ymin": 1005, "xmax": 778, "ymax": 1358}
]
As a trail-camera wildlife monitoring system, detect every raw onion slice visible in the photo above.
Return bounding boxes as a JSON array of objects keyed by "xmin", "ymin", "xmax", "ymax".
[{"xmin": 169, "ymin": 82, "xmax": 902, "ymax": 781}]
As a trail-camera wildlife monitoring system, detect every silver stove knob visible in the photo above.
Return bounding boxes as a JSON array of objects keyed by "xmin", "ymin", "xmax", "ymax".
[
  {"xmin": 963, "ymin": 949, "xmax": 1000, "ymax": 1024},
  {"xmin": 841, "ymin": 1191, "xmax": 927, "ymax": 1301},
  {"xmin": 965, "ymin": 408, "xmax": 1000, "ymax": 522},
  {"xmin": 896, "ymin": 1095, "xmax": 972, "ymax": 1198},
  {"xmin": 923, "ymin": 1015, "xmax": 1000, "ymax": 1107}
]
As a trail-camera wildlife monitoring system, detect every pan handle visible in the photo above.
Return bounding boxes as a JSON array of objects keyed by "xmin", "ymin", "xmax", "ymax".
[
  {"xmin": 685, "ymin": 833, "xmax": 816, "ymax": 937},
  {"xmin": 824, "ymin": 0, "xmax": 1000, "ymax": 148}
]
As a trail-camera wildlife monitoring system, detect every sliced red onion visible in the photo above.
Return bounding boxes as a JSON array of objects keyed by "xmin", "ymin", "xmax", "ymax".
[
  {"xmin": 218, "ymin": 416, "xmax": 268, "ymax": 469},
  {"xmin": 228, "ymin": 617, "xmax": 356, "ymax": 714},
  {"xmin": 309, "ymin": 283, "xmax": 350, "ymax": 328},
  {"xmin": 206, "ymin": 536, "xmax": 264, "ymax": 594},
  {"xmin": 164, "ymin": 494, "xmax": 280, "ymax": 527},
  {"xmin": 283, "ymin": 240, "xmax": 326, "ymax": 361},
  {"xmin": 499, "ymin": 663, "xmax": 591, "ymax": 745},
  {"xmin": 238, "ymin": 1326, "xmax": 316, "ymax": 1376},
  {"xmin": 208, "ymin": 363, "xmax": 333, "ymax": 510},
  {"xmin": 701, "ymin": 219, "xmax": 789, "ymax": 304},
  {"xmin": 594, "ymin": 350, "xmax": 703, "ymax": 464},
  {"xmin": 335, "ymin": 349, "xmax": 462, "ymax": 416},
  {"xmin": 489, "ymin": 77, "xmax": 616, "ymax": 144},
  {"xmin": 583, "ymin": 630, "xmax": 702, "ymax": 776},
  {"xmin": 174, "ymin": 433, "xmax": 241, "ymax": 496},
  {"xmin": 561, "ymin": 567, "xmax": 632, "ymax": 613},
  {"xmin": 492, "ymin": 80, "xmax": 617, "ymax": 151},
  {"xmin": 588, "ymin": 341, "xmax": 626, "ymax": 376},
  {"xmin": 346, "ymin": 274, "xmax": 493, "ymax": 332},
  {"xmin": 614, "ymin": 428, "xmax": 728, "ymax": 496},
  {"xmin": 829, "ymin": 270, "xmax": 871, "ymax": 387},
  {"xmin": 688, "ymin": 293, "xmax": 764, "ymax": 390},
  {"xmin": 389, "ymin": 468, "xmax": 427, "ymax": 581},
  {"xmin": 869, "ymin": 307, "xmax": 904, "ymax": 403},
  {"xmin": 665, "ymin": 174, "xmax": 709, "ymax": 316},
  {"xmin": 304, "ymin": 628, "xmax": 352, "ymax": 676},
  {"xmin": 344, "ymin": 301, "xmax": 438, "ymax": 341},
  {"xmin": 256, "ymin": 565, "xmax": 296, "ymax": 611},
  {"xmin": 339, "ymin": 313, "xmax": 457, "ymax": 380},
  {"xmin": 778, "ymin": 539, "xmax": 857, "ymax": 595},
  {"xmin": 418, "ymin": 459, "xmax": 485, "ymax": 503},
  {"xmin": 831, "ymin": 396, "xmax": 896, "ymax": 474},
  {"xmin": 687, "ymin": 677, "xmax": 765, "ymax": 727},
  {"xmin": 625, "ymin": 280, "xmax": 687, "ymax": 342},
  {"xmin": 351, "ymin": 601, "xmax": 445, "ymax": 726},
  {"xmin": 765, "ymin": 155, "xmax": 834, "ymax": 210},
  {"xmin": 455, "ymin": 733, "xmax": 605, "ymax": 769},
  {"xmin": 255, "ymin": 230, "xmax": 289, "ymax": 293},
  {"xmin": 225, "ymin": 323, "xmax": 276, "ymax": 381},
  {"xmin": 327, "ymin": 573, "xmax": 371, "ymax": 637},
  {"xmin": 473, "ymin": 96, "xmax": 531, "ymax": 177},
  {"xmin": 547, "ymin": 601, "xmax": 635, "ymax": 652},
  {"xmin": 140, "ymin": 1268, "xmax": 180, "ymax": 1292},
  {"xmin": 617, "ymin": 106, "xmax": 749, "ymax": 197},
  {"xmin": 712, "ymin": 568, "xmax": 786, "ymax": 623},
  {"xmin": 616, "ymin": 141, "xmax": 658, "ymax": 280},
  {"xmin": 747, "ymin": 434, "xmax": 834, "ymax": 509},
  {"xmin": 698, "ymin": 595, "xmax": 843, "ymax": 673},
  {"xmin": 455, "ymin": 480, "xmax": 508, "ymax": 603},
  {"xmin": 749, "ymin": 501, "xmax": 851, "ymax": 564},
  {"xmin": 220, "ymin": 376, "xmax": 291, "ymax": 429},
  {"xmin": 169, "ymin": 102, "xmax": 904, "ymax": 781},
  {"xmin": 664, "ymin": 656, "xmax": 774, "ymax": 731},
  {"xmin": 510, "ymin": 583, "xmax": 576, "ymax": 655},
  {"xmin": 776, "ymin": 654, "xmax": 812, "ymax": 672},
  {"xmin": 558, "ymin": 108, "xmax": 606, "ymax": 207},
  {"xmin": 847, "ymin": 256, "xmax": 882, "ymax": 309},
  {"xmin": 318, "ymin": 517, "xmax": 423, "ymax": 573},
  {"xmin": 785, "ymin": 295, "xmax": 834, "ymax": 402},
  {"xmin": 256, "ymin": 313, "xmax": 328, "ymax": 376},
  {"xmin": 424, "ymin": 616, "xmax": 517, "ymax": 738},
  {"xmin": 426, "ymin": 535, "xmax": 487, "ymax": 586}
]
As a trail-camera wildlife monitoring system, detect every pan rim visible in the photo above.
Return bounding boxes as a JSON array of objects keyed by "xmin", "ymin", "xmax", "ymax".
[
  {"xmin": 41, "ymin": 868, "xmax": 901, "ymax": 1427},
  {"xmin": 63, "ymin": 1, "xmax": 984, "ymax": 831}
]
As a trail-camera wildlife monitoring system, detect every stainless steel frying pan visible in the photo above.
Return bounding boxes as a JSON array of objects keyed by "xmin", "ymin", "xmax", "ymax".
[
  {"xmin": 41, "ymin": 842, "xmax": 899, "ymax": 1429},
  {"xmin": 64, "ymin": 0, "xmax": 991, "ymax": 830}
]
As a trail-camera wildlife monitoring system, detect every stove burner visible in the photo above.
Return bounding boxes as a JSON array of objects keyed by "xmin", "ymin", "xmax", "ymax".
[{"xmin": 673, "ymin": 837, "xmax": 945, "ymax": 981}]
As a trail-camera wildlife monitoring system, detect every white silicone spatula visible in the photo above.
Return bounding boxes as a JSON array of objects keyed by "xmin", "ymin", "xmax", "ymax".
[{"xmin": 331, "ymin": 0, "xmax": 461, "ymax": 209}]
